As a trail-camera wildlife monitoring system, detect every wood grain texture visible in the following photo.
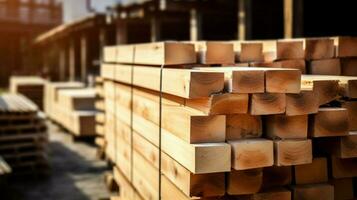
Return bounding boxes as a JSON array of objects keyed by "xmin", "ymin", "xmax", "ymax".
[
  {"xmin": 340, "ymin": 58, "xmax": 357, "ymax": 76},
  {"xmin": 195, "ymin": 41, "xmax": 235, "ymax": 64},
  {"xmin": 266, "ymin": 115, "xmax": 308, "ymax": 139},
  {"xmin": 294, "ymin": 157, "xmax": 328, "ymax": 185},
  {"xmin": 250, "ymin": 93, "xmax": 286, "ymax": 115},
  {"xmin": 273, "ymin": 59, "xmax": 306, "ymax": 74},
  {"xmin": 310, "ymin": 108, "xmax": 349, "ymax": 137},
  {"xmin": 226, "ymin": 114, "xmax": 262, "ymax": 140},
  {"xmin": 239, "ymin": 42, "xmax": 263, "ymax": 62},
  {"xmin": 265, "ymin": 69, "xmax": 301, "ymax": 93},
  {"xmin": 229, "ymin": 139, "xmax": 274, "ymax": 170},
  {"xmin": 276, "ymin": 40, "xmax": 304, "ymax": 60},
  {"xmin": 308, "ymin": 59, "xmax": 341, "ymax": 75},
  {"xmin": 285, "ymin": 90, "xmax": 319, "ymax": 116},
  {"xmin": 305, "ymin": 38, "xmax": 335, "ymax": 60},
  {"xmin": 336, "ymin": 36, "xmax": 357, "ymax": 57},
  {"xmin": 274, "ymin": 139, "xmax": 312, "ymax": 166},
  {"xmin": 227, "ymin": 169, "xmax": 263, "ymax": 195},
  {"xmin": 342, "ymin": 101, "xmax": 357, "ymax": 131}
]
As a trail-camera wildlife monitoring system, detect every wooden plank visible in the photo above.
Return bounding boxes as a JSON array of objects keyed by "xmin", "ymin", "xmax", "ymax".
[
  {"xmin": 308, "ymin": 59, "xmax": 341, "ymax": 75},
  {"xmin": 274, "ymin": 139, "xmax": 312, "ymax": 166},
  {"xmin": 238, "ymin": 42, "xmax": 263, "ymax": 62},
  {"xmin": 310, "ymin": 108, "xmax": 349, "ymax": 138},
  {"xmin": 250, "ymin": 93, "xmax": 286, "ymax": 115},
  {"xmin": 276, "ymin": 40, "xmax": 304, "ymax": 60},
  {"xmin": 331, "ymin": 156, "xmax": 357, "ymax": 178},
  {"xmin": 102, "ymin": 63, "xmax": 225, "ymax": 99},
  {"xmin": 273, "ymin": 59, "xmax": 306, "ymax": 74},
  {"xmin": 294, "ymin": 157, "xmax": 328, "ymax": 185},
  {"xmin": 228, "ymin": 139, "xmax": 274, "ymax": 170},
  {"xmin": 194, "ymin": 41, "xmax": 235, "ymax": 64},
  {"xmin": 226, "ymin": 114, "xmax": 262, "ymax": 140},
  {"xmin": 132, "ymin": 129, "xmax": 225, "ymax": 198},
  {"xmin": 112, "ymin": 42, "xmax": 197, "ymax": 65},
  {"xmin": 265, "ymin": 69, "xmax": 301, "ymax": 93},
  {"xmin": 285, "ymin": 90, "xmax": 319, "ymax": 116},
  {"xmin": 342, "ymin": 101, "xmax": 357, "ymax": 131},
  {"xmin": 115, "ymin": 103, "xmax": 231, "ymax": 174},
  {"xmin": 292, "ymin": 184, "xmax": 334, "ymax": 200},
  {"xmin": 262, "ymin": 166, "xmax": 291, "ymax": 189},
  {"xmin": 335, "ymin": 36, "xmax": 357, "ymax": 57},
  {"xmin": 226, "ymin": 169, "xmax": 263, "ymax": 195},
  {"xmin": 266, "ymin": 114, "xmax": 308, "ymax": 139},
  {"xmin": 114, "ymin": 83, "xmax": 226, "ymax": 144},
  {"xmin": 305, "ymin": 38, "xmax": 335, "ymax": 60},
  {"xmin": 330, "ymin": 178, "xmax": 354, "ymax": 200},
  {"xmin": 301, "ymin": 74, "xmax": 357, "ymax": 100},
  {"xmin": 340, "ymin": 58, "xmax": 357, "ymax": 76}
]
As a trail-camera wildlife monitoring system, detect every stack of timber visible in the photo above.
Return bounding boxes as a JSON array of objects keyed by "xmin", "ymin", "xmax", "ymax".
[
  {"xmin": 0, "ymin": 94, "xmax": 49, "ymax": 176},
  {"xmin": 95, "ymin": 76, "xmax": 106, "ymax": 158},
  {"xmin": 100, "ymin": 41, "xmax": 351, "ymax": 200},
  {"xmin": 234, "ymin": 36, "xmax": 357, "ymax": 77},
  {"xmin": 10, "ymin": 76, "xmax": 46, "ymax": 110},
  {"xmin": 44, "ymin": 82, "xmax": 97, "ymax": 137}
]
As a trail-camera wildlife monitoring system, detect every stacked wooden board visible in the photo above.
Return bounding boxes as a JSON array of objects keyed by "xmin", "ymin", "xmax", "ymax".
[
  {"xmin": 95, "ymin": 76, "xmax": 106, "ymax": 158},
  {"xmin": 235, "ymin": 37, "xmax": 357, "ymax": 77},
  {"xmin": 44, "ymin": 82, "xmax": 97, "ymax": 137},
  {"xmin": 101, "ymin": 41, "xmax": 357, "ymax": 200},
  {"xmin": 0, "ymin": 94, "xmax": 49, "ymax": 176},
  {"xmin": 10, "ymin": 76, "xmax": 46, "ymax": 110}
]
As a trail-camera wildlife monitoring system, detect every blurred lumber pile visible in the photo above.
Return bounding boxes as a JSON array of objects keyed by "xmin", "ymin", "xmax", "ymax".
[
  {"xmin": 95, "ymin": 77, "xmax": 106, "ymax": 158},
  {"xmin": 9, "ymin": 76, "xmax": 46, "ymax": 110},
  {"xmin": 0, "ymin": 94, "xmax": 48, "ymax": 177},
  {"xmin": 44, "ymin": 82, "xmax": 97, "ymax": 137}
]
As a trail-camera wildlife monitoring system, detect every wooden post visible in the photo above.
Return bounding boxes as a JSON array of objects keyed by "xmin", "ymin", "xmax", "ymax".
[
  {"xmin": 190, "ymin": 8, "xmax": 201, "ymax": 41},
  {"xmin": 151, "ymin": 16, "xmax": 161, "ymax": 42},
  {"xmin": 284, "ymin": 0, "xmax": 293, "ymax": 38},
  {"xmin": 80, "ymin": 35, "xmax": 87, "ymax": 82},
  {"xmin": 69, "ymin": 38, "xmax": 75, "ymax": 81},
  {"xmin": 238, "ymin": 0, "xmax": 252, "ymax": 40},
  {"xmin": 59, "ymin": 45, "xmax": 66, "ymax": 81}
]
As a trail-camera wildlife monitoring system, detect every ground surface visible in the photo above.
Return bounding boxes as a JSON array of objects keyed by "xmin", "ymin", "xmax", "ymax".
[{"xmin": 1, "ymin": 121, "xmax": 112, "ymax": 200}]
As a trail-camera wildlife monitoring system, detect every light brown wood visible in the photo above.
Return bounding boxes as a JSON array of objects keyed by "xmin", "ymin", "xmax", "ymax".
[
  {"xmin": 262, "ymin": 166, "xmax": 291, "ymax": 189},
  {"xmin": 276, "ymin": 40, "xmax": 304, "ymax": 60},
  {"xmin": 336, "ymin": 36, "xmax": 357, "ymax": 57},
  {"xmin": 331, "ymin": 156, "xmax": 357, "ymax": 178},
  {"xmin": 285, "ymin": 90, "xmax": 319, "ymax": 116},
  {"xmin": 342, "ymin": 101, "xmax": 357, "ymax": 131},
  {"xmin": 132, "ymin": 128, "xmax": 225, "ymax": 198},
  {"xmin": 101, "ymin": 63, "xmax": 225, "ymax": 99},
  {"xmin": 266, "ymin": 114, "xmax": 308, "ymax": 139},
  {"xmin": 226, "ymin": 169, "xmax": 263, "ymax": 195},
  {"xmin": 292, "ymin": 184, "xmax": 334, "ymax": 200},
  {"xmin": 330, "ymin": 178, "xmax": 354, "ymax": 200},
  {"xmin": 229, "ymin": 139, "xmax": 274, "ymax": 170},
  {"xmin": 265, "ymin": 69, "xmax": 301, "ymax": 93},
  {"xmin": 239, "ymin": 42, "xmax": 263, "ymax": 62},
  {"xmin": 310, "ymin": 108, "xmax": 349, "ymax": 137},
  {"xmin": 226, "ymin": 114, "xmax": 262, "ymax": 140},
  {"xmin": 194, "ymin": 41, "xmax": 235, "ymax": 64},
  {"xmin": 273, "ymin": 59, "xmax": 306, "ymax": 73},
  {"xmin": 107, "ymin": 42, "xmax": 197, "ymax": 65},
  {"xmin": 274, "ymin": 139, "xmax": 312, "ymax": 166},
  {"xmin": 305, "ymin": 38, "xmax": 335, "ymax": 60},
  {"xmin": 250, "ymin": 93, "xmax": 286, "ymax": 115},
  {"xmin": 294, "ymin": 157, "xmax": 328, "ymax": 185},
  {"xmin": 113, "ymin": 166, "xmax": 143, "ymax": 200},
  {"xmin": 308, "ymin": 59, "xmax": 341, "ymax": 75},
  {"xmin": 340, "ymin": 58, "xmax": 357, "ymax": 76}
]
